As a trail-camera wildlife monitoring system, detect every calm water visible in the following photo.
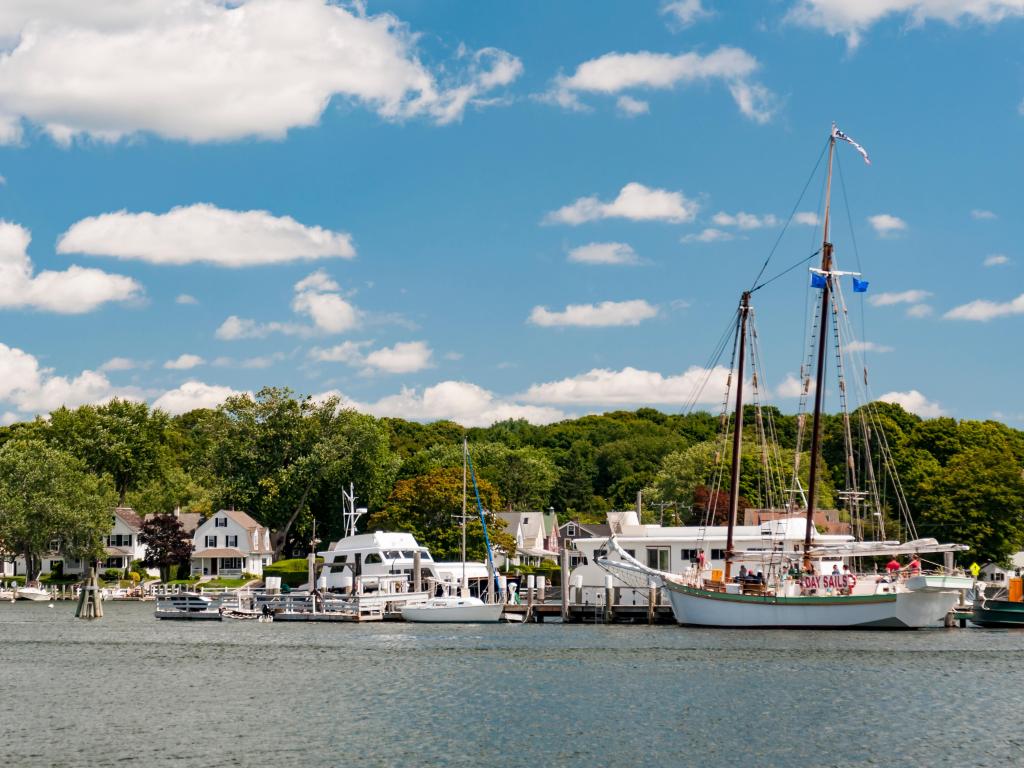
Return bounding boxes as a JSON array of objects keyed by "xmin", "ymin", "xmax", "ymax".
[{"xmin": 2, "ymin": 602, "xmax": 1023, "ymax": 767}]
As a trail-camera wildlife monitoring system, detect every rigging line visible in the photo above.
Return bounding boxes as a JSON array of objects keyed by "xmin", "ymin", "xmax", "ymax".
[
  {"xmin": 750, "ymin": 248, "xmax": 821, "ymax": 293},
  {"xmin": 749, "ymin": 137, "xmax": 829, "ymax": 290}
]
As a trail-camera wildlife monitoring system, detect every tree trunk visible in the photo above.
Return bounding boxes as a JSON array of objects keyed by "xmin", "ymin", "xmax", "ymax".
[
  {"xmin": 271, "ymin": 479, "xmax": 316, "ymax": 560},
  {"xmin": 24, "ymin": 546, "xmax": 38, "ymax": 582}
]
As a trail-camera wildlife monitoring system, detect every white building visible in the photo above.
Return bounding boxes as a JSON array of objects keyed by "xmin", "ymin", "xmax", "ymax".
[
  {"xmin": 980, "ymin": 552, "xmax": 1024, "ymax": 584},
  {"xmin": 494, "ymin": 510, "xmax": 560, "ymax": 567},
  {"xmin": 191, "ymin": 510, "xmax": 273, "ymax": 578},
  {"xmin": 12, "ymin": 506, "xmax": 149, "ymax": 577}
]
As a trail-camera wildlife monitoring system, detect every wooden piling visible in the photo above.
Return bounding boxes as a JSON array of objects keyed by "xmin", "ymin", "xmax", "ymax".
[
  {"xmin": 413, "ymin": 550, "xmax": 422, "ymax": 594},
  {"xmin": 603, "ymin": 575, "xmax": 613, "ymax": 623},
  {"xmin": 526, "ymin": 574, "xmax": 535, "ymax": 621},
  {"xmin": 647, "ymin": 582, "xmax": 657, "ymax": 625}
]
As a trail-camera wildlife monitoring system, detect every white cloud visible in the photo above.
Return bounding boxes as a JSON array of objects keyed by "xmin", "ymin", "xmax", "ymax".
[
  {"xmin": 0, "ymin": 342, "xmax": 145, "ymax": 414},
  {"xmin": 681, "ymin": 227, "xmax": 735, "ymax": 243},
  {"xmin": 529, "ymin": 300, "xmax": 658, "ymax": 328},
  {"xmin": 787, "ymin": 0, "xmax": 1024, "ymax": 50},
  {"xmin": 362, "ymin": 341, "xmax": 433, "ymax": 374},
  {"xmin": 712, "ymin": 211, "xmax": 780, "ymax": 230},
  {"xmin": 906, "ymin": 303, "xmax": 933, "ymax": 318},
  {"xmin": 443, "ymin": 351, "xmax": 463, "ymax": 361},
  {"xmin": 215, "ymin": 316, "xmax": 305, "ymax": 341},
  {"xmin": 794, "ymin": 211, "xmax": 821, "ymax": 226},
  {"xmin": 58, "ymin": 204, "xmax": 355, "ymax": 267},
  {"xmin": 152, "ymin": 380, "xmax": 244, "ymax": 415},
  {"xmin": 175, "ymin": 293, "xmax": 198, "ymax": 305},
  {"xmin": 0, "ymin": 220, "xmax": 141, "ymax": 314},
  {"xmin": 983, "ymin": 254, "xmax": 1010, "ymax": 267},
  {"xmin": 219, "ymin": 270, "xmax": 359, "ymax": 339},
  {"xmin": 616, "ymin": 95, "xmax": 650, "ymax": 117},
  {"xmin": 847, "ymin": 340, "xmax": 893, "ymax": 353},
  {"xmin": 545, "ymin": 182, "xmax": 698, "ymax": 225},
  {"xmin": 546, "ymin": 46, "xmax": 774, "ymax": 122},
  {"xmin": 163, "ymin": 353, "xmax": 204, "ymax": 370},
  {"xmin": 310, "ymin": 341, "xmax": 370, "ymax": 363},
  {"xmin": 522, "ymin": 365, "xmax": 731, "ymax": 405},
  {"xmin": 99, "ymin": 356, "xmax": 139, "ymax": 372},
  {"xmin": 337, "ymin": 381, "xmax": 566, "ymax": 427},
  {"xmin": 211, "ymin": 353, "xmax": 284, "ymax": 369},
  {"xmin": 878, "ymin": 389, "xmax": 945, "ymax": 418},
  {"xmin": 567, "ymin": 242, "xmax": 640, "ymax": 266},
  {"xmin": 660, "ymin": 0, "xmax": 712, "ymax": 28},
  {"xmin": 311, "ymin": 339, "xmax": 433, "ymax": 373},
  {"xmin": 0, "ymin": 0, "xmax": 522, "ymax": 145},
  {"xmin": 775, "ymin": 373, "xmax": 809, "ymax": 399},
  {"xmin": 868, "ymin": 213, "xmax": 907, "ymax": 237},
  {"xmin": 971, "ymin": 209, "xmax": 997, "ymax": 220},
  {"xmin": 869, "ymin": 289, "xmax": 931, "ymax": 307},
  {"xmin": 945, "ymin": 292, "xmax": 1024, "ymax": 321}
]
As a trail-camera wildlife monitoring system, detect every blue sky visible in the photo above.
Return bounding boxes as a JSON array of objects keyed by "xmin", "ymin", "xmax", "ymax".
[{"xmin": 0, "ymin": 0, "xmax": 1021, "ymax": 426}]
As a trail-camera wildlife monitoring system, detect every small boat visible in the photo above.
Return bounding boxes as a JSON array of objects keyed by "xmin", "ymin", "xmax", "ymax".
[
  {"xmin": 16, "ymin": 585, "xmax": 52, "ymax": 602},
  {"xmin": 401, "ymin": 596, "xmax": 504, "ymax": 623},
  {"xmin": 400, "ymin": 439, "xmax": 505, "ymax": 624},
  {"xmin": 970, "ymin": 581, "xmax": 1024, "ymax": 628},
  {"xmin": 154, "ymin": 592, "xmax": 222, "ymax": 620}
]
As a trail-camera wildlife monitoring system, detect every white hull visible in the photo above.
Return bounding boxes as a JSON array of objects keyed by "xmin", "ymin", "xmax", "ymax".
[
  {"xmin": 16, "ymin": 587, "xmax": 51, "ymax": 602},
  {"xmin": 663, "ymin": 582, "xmax": 959, "ymax": 629},
  {"xmin": 401, "ymin": 599, "xmax": 503, "ymax": 623}
]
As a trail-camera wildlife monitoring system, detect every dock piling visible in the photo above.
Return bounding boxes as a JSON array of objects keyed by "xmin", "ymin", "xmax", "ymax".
[{"xmin": 560, "ymin": 547, "xmax": 570, "ymax": 622}]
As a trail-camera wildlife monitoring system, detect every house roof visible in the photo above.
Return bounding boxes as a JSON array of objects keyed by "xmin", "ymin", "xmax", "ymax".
[
  {"xmin": 142, "ymin": 511, "xmax": 202, "ymax": 535},
  {"xmin": 560, "ymin": 520, "xmax": 611, "ymax": 538},
  {"xmin": 113, "ymin": 507, "xmax": 143, "ymax": 531},
  {"xmin": 103, "ymin": 546, "xmax": 134, "ymax": 557},
  {"xmin": 219, "ymin": 509, "xmax": 266, "ymax": 532},
  {"xmin": 194, "ymin": 548, "xmax": 246, "ymax": 559}
]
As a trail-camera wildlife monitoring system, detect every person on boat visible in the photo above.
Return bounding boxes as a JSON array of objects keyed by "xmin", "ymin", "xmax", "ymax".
[
  {"xmin": 738, "ymin": 565, "xmax": 747, "ymax": 583},
  {"xmin": 696, "ymin": 550, "xmax": 706, "ymax": 571},
  {"xmin": 885, "ymin": 557, "xmax": 901, "ymax": 582},
  {"xmin": 841, "ymin": 564, "xmax": 854, "ymax": 595},
  {"xmin": 832, "ymin": 564, "xmax": 841, "ymax": 576},
  {"xmin": 907, "ymin": 556, "xmax": 922, "ymax": 576}
]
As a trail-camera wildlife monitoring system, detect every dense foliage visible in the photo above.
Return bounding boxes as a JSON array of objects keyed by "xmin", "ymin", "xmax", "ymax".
[{"xmin": 1, "ymin": 392, "xmax": 1022, "ymax": 566}]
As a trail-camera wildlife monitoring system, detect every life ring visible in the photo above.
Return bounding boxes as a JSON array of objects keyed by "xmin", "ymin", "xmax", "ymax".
[{"xmin": 847, "ymin": 574, "xmax": 857, "ymax": 591}]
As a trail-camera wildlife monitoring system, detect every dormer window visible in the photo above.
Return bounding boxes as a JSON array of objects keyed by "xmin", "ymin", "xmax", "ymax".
[
  {"xmin": 523, "ymin": 517, "xmax": 529, "ymax": 525},
  {"xmin": 215, "ymin": 517, "xmax": 228, "ymax": 528}
]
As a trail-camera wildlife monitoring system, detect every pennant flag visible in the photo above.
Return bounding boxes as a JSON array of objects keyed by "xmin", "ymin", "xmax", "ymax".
[
  {"xmin": 811, "ymin": 273, "xmax": 827, "ymax": 289},
  {"xmin": 832, "ymin": 125, "xmax": 871, "ymax": 165},
  {"xmin": 852, "ymin": 277, "xmax": 869, "ymax": 293}
]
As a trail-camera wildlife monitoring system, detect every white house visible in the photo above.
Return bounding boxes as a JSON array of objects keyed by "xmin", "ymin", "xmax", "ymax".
[
  {"xmin": 494, "ymin": 510, "xmax": 560, "ymax": 567},
  {"xmin": 980, "ymin": 552, "xmax": 1024, "ymax": 584},
  {"xmin": 191, "ymin": 510, "xmax": 273, "ymax": 578},
  {"xmin": 12, "ymin": 506, "xmax": 148, "ymax": 577}
]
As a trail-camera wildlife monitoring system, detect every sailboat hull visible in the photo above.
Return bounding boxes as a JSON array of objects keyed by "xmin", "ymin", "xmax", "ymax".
[
  {"xmin": 662, "ymin": 582, "xmax": 959, "ymax": 629},
  {"xmin": 400, "ymin": 600, "xmax": 503, "ymax": 623}
]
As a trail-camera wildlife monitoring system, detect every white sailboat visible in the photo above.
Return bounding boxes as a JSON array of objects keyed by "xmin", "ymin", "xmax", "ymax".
[
  {"xmin": 402, "ymin": 439, "xmax": 503, "ymax": 624},
  {"xmin": 599, "ymin": 125, "xmax": 969, "ymax": 629}
]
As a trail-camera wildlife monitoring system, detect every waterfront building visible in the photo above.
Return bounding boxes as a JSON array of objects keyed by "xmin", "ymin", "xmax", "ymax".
[
  {"xmin": 494, "ymin": 509, "xmax": 559, "ymax": 567},
  {"xmin": 191, "ymin": 510, "xmax": 273, "ymax": 578}
]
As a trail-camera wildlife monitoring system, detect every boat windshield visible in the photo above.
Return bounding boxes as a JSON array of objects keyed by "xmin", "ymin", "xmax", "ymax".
[
  {"xmin": 402, "ymin": 550, "xmax": 415, "ymax": 558},
  {"xmin": 419, "ymin": 549, "xmax": 432, "ymax": 561}
]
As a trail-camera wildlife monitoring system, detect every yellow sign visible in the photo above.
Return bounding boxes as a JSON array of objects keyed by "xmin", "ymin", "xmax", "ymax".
[{"xmin": 969, "ymin": 562, "xmax": 981, "ymax": 578}]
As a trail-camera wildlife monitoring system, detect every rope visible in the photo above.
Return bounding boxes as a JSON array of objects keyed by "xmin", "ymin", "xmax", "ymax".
[{"xmin": 750, "ymin": 249, "xmax": 821, "ymax": 294}]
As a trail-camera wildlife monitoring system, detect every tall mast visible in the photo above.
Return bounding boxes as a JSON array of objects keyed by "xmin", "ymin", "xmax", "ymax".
[
  {"xmin": 724, "ymin": 291, "xmax": 751, "ymax": 581},
  {"xmin": 804, "ymin": 126, "xmax": 837, "ymax": 564},
  {"xmin": 461, "ymin": 436, "xmax": 468, "ymax": 595}
]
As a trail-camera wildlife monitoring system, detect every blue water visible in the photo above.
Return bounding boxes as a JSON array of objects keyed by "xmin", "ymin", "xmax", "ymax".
[{"xmin": 1, "ymin": 602, "xmax": 1022, "ymax": 767}]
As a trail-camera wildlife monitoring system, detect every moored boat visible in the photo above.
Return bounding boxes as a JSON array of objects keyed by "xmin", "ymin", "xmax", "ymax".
[{"xmin": 401, "ymin": 596, "xmax": 503, "ymax": 623}]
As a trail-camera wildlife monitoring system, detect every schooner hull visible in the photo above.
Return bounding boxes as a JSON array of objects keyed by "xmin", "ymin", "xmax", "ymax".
[{"xmin": 663, "ymin": 583, "xmax": 959, "ymax": 629}]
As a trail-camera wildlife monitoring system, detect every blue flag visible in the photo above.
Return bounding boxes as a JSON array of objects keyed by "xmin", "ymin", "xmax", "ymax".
[
  {"xmin": 810, "ymin": 273, "xmax": 827, "ymax": 289},
  {"xmin": 852, "ymin": 277, "xmax": 869, "ymax": 293}
]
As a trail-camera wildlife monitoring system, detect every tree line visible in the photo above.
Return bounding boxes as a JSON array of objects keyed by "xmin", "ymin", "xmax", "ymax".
[{"xmin": 1, "ymin": 387, "xmax": 1022, "ymax": 578}]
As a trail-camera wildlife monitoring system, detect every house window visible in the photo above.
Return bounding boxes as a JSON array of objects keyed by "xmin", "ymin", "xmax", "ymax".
[
  {"xmin": 205, "ymin": 535, "xmax": 217, "ymax": 548},
  {"xmin": 523, "ymin": 517, "xmax": 529, "ymax": 526},
  {"xmin": 49, "ymin": 560, "xmax": 62, "ymax": 571},
  {"xmin": 104, "ymin": 557, "xmax": 124, "ymax": 569},
  {"xmin": 624, "ymin": 549, "xmax": 636, "ymax": 560},
  {"xmin": 106, "ymin": 534, "xmax": 133, "ymax": 547},
  {"xmin": 646, "ymin": 547, "xmax": 670, "ymax": 571},
  {"xmin": 226, "ymin": 535, "xmax": 238, "ymax": 548},
  {"xmin": 49, "ymin": 539, "xmax": 61, "ymax": 551},
  {"xmin": 221, "ymin": 558, "xmax": 242, "ymax": 570},
  {"xmin": 252, "ymin": 530, "xmax": 259, "ymax": 548},
  {"xmin": 566, "ymin": 524, "xmax": 577, "ymax": 537},
  {"xmin": 711, "ymin": 549, "xmax": 726, "ymax": 560},
  {"xmin": 215, "ymin": 517, "xmax": 227, "ymax": 527},
  {"xmin": 594, "ymin": 549, "xmax": 607, "ymax": 559}
]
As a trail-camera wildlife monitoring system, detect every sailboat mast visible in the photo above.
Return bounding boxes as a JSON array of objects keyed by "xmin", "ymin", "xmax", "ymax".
[
  {"xmin": 724, "ymin": 291, "xmax": 750, "ymax": 581},
  {"xmin": 462, "ymin": 437, "xmax": 468, "ymax": 595},
  {"xmin": 804, "ymin": 127, "xmax": 837, "ymax": 562}
]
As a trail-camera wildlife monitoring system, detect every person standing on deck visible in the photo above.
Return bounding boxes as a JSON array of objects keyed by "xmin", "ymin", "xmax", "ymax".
[
  {"xmin": 885, "ymin": 557, "xmax": 901, "ymax": 582},
  {"xmin": 907, "ymin": 556, "xmax": 922, "ymax": 576}
]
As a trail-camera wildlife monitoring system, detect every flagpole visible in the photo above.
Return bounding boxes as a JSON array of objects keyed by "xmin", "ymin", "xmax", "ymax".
[{"xmin": 804, "ymin": 125, "xmax": 836, "ymax": 566}]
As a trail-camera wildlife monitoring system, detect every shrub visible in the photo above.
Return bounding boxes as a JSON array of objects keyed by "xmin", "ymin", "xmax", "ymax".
[
  {"xmin": 102, "ymin": 568, "xmax": 122, "ymax": 582},
  {"xmin": 263, "ymin": 557, "xmax": 321, "ymax": 589}
]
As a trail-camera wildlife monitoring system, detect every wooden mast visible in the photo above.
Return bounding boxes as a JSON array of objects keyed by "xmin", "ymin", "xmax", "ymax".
[
  {"xmin": 724, "ymin": 291, "xmax": 751, "ymax": 581},
  {"xmin": 804, "ymin": 126, "xmax": 837, "ymax": 565}
]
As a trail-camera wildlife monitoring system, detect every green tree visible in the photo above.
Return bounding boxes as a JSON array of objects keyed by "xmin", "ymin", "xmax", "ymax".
[
  {"xmin": 45, "ymin": 399, "xmax": 170, "ymax": 504},
  {"xmin": 0, "ymin": 440, "xmax": 116, "ymax": 580},
  {"xmin": 366, "ymin": 467, "xmax": 513, "ymax": 561},
  {"xmin": 915, "ymin": 446, "xmax": 1024, "ymax": 563}
]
